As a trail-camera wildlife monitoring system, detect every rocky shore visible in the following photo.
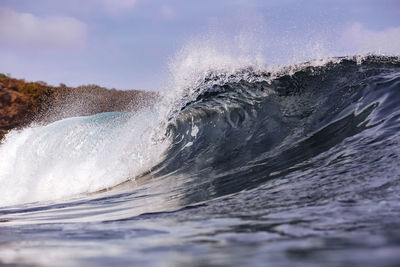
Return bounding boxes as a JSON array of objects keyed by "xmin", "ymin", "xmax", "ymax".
[{"xmin": 0, "ymin": 74, "xmax": 158, "ymax": 141}]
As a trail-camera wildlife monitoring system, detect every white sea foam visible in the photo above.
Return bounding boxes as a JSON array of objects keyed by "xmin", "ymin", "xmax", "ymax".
[{"xmin": 0, "ymin": 110, "xmax": 170, "ymax": 206}]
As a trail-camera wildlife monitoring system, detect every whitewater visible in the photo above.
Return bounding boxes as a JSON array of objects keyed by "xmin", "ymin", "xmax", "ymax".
[{"xmin": 1, "ymin": 48, "xmax": 400, "ymax": 265}]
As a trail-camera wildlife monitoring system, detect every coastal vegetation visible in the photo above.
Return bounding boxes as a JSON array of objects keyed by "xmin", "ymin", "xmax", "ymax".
[{"xmin": 0, "ymin": 74, "xmax": 157, "ymax": 141}]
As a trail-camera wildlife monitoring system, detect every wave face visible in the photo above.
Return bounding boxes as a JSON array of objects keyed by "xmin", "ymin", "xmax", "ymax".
[
  {"xmin": 144, "ymin": 55, "xmax": 400, "ymax": 203},
  {"xmin": 1, "ymin": 55, "xmax": 400, "ymax": 266}
]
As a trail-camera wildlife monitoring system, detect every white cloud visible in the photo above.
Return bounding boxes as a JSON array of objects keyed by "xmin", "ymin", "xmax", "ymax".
[
  {"xmin": 102, "ymin": 0, "xmax": 137, "ymax": 15},
  {"xmin": 159, "ymin": 5, "xmax": 177, "ymax": 21},
  {"xmin": 340, "ymin": 23, "xmax": 400, "ymax": 55},
  {"xmin": 0, "ymin": 8, "xmax": 86, "ymax": 50}
]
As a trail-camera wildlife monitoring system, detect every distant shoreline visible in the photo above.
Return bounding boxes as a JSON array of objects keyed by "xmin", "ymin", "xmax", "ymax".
[{"xmin": 0, "ymin": 74, "xmax": 158, "ymax": 141}]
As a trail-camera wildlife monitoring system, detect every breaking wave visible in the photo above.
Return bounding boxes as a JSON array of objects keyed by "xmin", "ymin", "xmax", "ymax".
[{"xmin": 0, "ymin": 55, "xmax": 400, "ymax": 207}]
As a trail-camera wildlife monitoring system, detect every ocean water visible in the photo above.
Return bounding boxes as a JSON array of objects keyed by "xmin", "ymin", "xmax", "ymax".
[{"xmin": 1, "ymin": 55, "xmax": 400, "ymax": 266}]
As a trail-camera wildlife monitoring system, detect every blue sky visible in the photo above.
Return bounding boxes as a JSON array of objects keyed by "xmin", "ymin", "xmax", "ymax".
[{"xmin": 0, "ymin": 0, "xmax": 399, "ymax": 91}]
